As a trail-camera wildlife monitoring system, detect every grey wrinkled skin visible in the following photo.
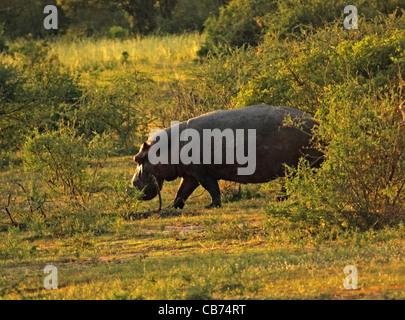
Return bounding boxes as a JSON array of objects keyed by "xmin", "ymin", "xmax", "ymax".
[{"xmin": 131, "ymin": 105, "xmax": 323, "ymax": 209}]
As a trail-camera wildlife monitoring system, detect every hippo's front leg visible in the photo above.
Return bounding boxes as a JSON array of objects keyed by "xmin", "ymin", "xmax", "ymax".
[
  {"xmin": 193, "ymin": 172, "xmax": 221, "ymax": 208},
  {"xmin": 171, "ymin": 175, "xmax": 200, "ymax": 209}
]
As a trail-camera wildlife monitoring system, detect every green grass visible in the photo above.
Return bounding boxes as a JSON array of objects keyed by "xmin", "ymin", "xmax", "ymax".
[{"xmin": 0, "ymin": 157, "xmax": 404, "ymax": 300}]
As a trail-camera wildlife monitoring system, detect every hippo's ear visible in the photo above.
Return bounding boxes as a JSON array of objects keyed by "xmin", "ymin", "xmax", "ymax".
[
  {"xmin": 134, "ymin": 142, "xmax": 151, "ymax": 164},
  {"xmin": 140, "ymin": 141, "xmax": 152, "ymax": 153}
]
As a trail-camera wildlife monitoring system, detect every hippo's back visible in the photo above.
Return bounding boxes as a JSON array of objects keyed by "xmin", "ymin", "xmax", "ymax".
[
  {"xmin": 186, "ymin": 105, "xmax": 312, "ymax": 132},
  {"xmin": 177, "ymin": 105, "xmax": 320, "ymax": 183}
]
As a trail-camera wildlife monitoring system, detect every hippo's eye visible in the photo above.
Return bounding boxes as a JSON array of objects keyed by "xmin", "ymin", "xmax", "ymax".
[{"xmin": 141, "ymin": 141, "xmax": 152, "ymax": 151}]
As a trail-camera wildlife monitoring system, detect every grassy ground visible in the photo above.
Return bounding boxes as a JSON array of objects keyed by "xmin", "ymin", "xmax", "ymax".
[
  {"xmin": 0, "ymin": 35, "xmax": 404, "ymax": 300},
  {"xmin": 50, "ymin": 32, "xmax": 203, "ymax": 83},
  {"xmin": 1, "ymin": 157, "xmax": 404, "ymax": 300}
]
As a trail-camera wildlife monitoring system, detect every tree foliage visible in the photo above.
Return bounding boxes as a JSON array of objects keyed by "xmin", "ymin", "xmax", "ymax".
[
  {"xmin": 199, "ymin": 0, "xmax": 405, "ymax": 55},
  {"xmin": 0, "ymin": 0, "xmax": 228, "ymax": 38}
]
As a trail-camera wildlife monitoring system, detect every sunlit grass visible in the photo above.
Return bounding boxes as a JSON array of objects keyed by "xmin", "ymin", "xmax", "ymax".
[
  {"xmin": 49, "ymin": 32, "xmax": 203, "ymax": 74},
  {"xmin": 1, "ymin": 216, "xmax": 404, "ymax": 299},
  {"xmin": 1, "ymin": 158, "xmax": 404, "ymax": 300}
]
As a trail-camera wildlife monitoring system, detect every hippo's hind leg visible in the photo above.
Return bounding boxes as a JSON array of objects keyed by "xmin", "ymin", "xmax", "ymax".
[
  {"xmin": 171, "ymin": 175, "xmax": 200, "ymax": 209},
  {"xmin": 192, "ymin": 172, "xmax": 221, "ymax": 208}
]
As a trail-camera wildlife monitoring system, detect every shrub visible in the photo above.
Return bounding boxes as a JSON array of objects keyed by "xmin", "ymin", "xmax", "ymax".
[
  {"xmin": 23, "ymin": 125, "xmax": 112, "ymax": 206},
  {"xmin": 9, "ymin": 40, "xmax": 50, "ymax": 64},
  {"xmin": 260, "ymin": 0, "xmax": 395, "ymax": 38},
  {"xmin": 199, "ymin": 0, "xmax": 405, "ymax": 55},
  {"xmin": 106, "ymin": 174, "xmax": 143, "ymax": 220},
  {"xmin": 12, "ymin": 42, "xmax": 82, "ymax": 107},
  {"xmin": 235, "ymin": 13, "xmax": 405, "ymax": 112},
  {"xmin": 282, "ymin": 84, "xmax": 405, "ymax": 230},
  {"xmin": 8, "ymin": 125, "xmax": 142, "ymax": 236},
  {"xmin": 199, "ymin": 0, "xmax": 276, "ymax": 55},
  {"xmin": 75, "ymin": 73, "xmax": 154, "ymax": 154},
  {"xmin": 107, "ymin": 26, "xmax": 130, "ymax": 40},
  {"xmin": 0, "ymin": 41, "xmax": 83, "ymax": 166},
  {"xmin": 0, "ymin": 62, "xmax": 22, "ymax": 103},
  {"xmin": 0, "ymin": 62, "xmax": 27, "ymax": 156}
]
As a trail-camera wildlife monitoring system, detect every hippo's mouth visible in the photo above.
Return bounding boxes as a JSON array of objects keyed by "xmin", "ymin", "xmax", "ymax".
[
  {"xmin": 140, "ymin": 183, "xmax": 159, "ymax": 200},
  {"xmin": 131, "ymin": 174, "xmax": 162, "ymax": 212}
]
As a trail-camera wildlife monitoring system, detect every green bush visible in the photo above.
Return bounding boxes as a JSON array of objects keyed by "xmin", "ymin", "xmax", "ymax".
[
  {"xmin": 9, "ymin": 40, "xmax": 50, "ymax": 64},
  {"xmin": 23, "ymin": 125, "xmax": 111, "ymax": 206},
  {"xmin": 107, "ymin": 26, "xmax": 130, "ymax": 40},
  {"xmin": 106, "ymin": 174, "xmax": 143, "ymax": 220},
  {"xmin": 199, "ymin": 0, "xmax": 276, "ymax": 55},
  {"xmin": 235, "ymin": 13, "xmax": 405, "ymax": 111},
  {"xmin": 76, "ymin": 73, "xmax": 154, "ymax": 154},
  {"xmin": 11, "ymin": 41, "xmax": 82, "ymax": 107},
  {"xmin": 0, "ymin": 62, "xmax": 27, "ymax": 155},
  {"xmin": 5, "ymin": 125, "xmax": 142, "ymax": 237},
  {"xmin": 0, "ymin": 62, "xmax": 22, "ymax": 102},
  {"xmin": 281, "ymin": 84, "xmax": 405, "ymax": 230},
  {"xmin": 260, "ymin": 0, "xmax": 399, "ymax": 38},
  {"xmin": 0, "ymin": 41, "xmax": 83, "ymax": 166},
  {"xmin": 200, "ymin": 0, "xmax": 405, "ymax": 56},
  {"xmin": 1, "ymin": 40, "xmax": 155, "ymax": 168}
]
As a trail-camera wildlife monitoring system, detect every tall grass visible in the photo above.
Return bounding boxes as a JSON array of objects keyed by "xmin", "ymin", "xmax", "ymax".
[{"xmin": 49, "ymin": 33, "xmax": 203, "ymax": 73}]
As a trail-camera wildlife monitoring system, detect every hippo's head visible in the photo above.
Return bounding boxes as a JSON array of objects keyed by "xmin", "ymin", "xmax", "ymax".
[{"xmin": 131, "ymin": 141, "xmax": 163, "ymax": 200}]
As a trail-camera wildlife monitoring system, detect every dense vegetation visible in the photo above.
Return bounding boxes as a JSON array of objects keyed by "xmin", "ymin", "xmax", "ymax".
[
  {"xmin": 0, "ymin": 0, "xmax": 229, "ymax": 39},
  {"xmin": 0, "ymin": 0, "xmax": 404, "ymax": 299}
]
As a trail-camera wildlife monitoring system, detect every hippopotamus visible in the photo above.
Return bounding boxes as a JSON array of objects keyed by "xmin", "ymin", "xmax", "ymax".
[{"xmin": 131, "ymin": 105, "xmax": 322, "ymax": 209}]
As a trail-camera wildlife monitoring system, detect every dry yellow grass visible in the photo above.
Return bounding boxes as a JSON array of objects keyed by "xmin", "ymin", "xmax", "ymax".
[{"xmin": 49, "ymin": 33, "xmax": 203, "ymax": 73}]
